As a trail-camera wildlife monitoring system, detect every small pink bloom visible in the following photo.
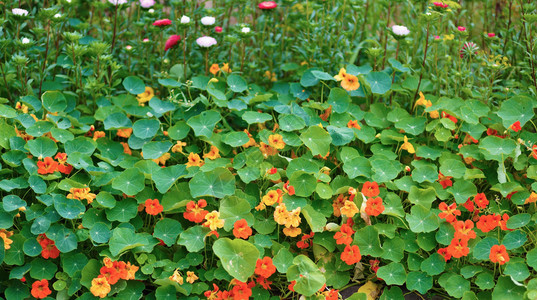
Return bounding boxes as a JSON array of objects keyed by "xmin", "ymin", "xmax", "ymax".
[
  {"xmin": 215, "ymin": 26, "xmax": 223, "ymax": 33},
  {"xmin": 457, "ymin": 26, "xmax": 466, "ymax": 32},
  {"xmin": 259, "ymin": 1, "xmax": 277, "ymax": 9},
  {"xmin": 433, "ymin": 2, "xmax": 448, "ymax": 8},
  {"xmin": 164, "ymin": 35, "xmax": 181, "ymax": 51},
  {"xmin": 487, "ymin": 32, "xmax": 495, "ymax": 38},
  {"xmin": 434, "ymin": 35, "xmax": 440, "ymax": 40},
  {"xmin": 153, "ymin": 19, "xmax": 172, "ymax": 27}
]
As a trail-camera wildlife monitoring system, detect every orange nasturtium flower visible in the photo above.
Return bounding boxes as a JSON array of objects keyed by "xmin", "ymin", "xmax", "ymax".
[
  {"xmin": 283, "ymin": 226, "xmax": 302, "ymax": 237},
  {"xmin": 204, "ymin": 145, "xmax": 221, "ymax": 160},
  {"xmin": 473, "ymin": 193, "xmax": 489, "ymax": 209},
  {"xmin": 399, "ymin": 135, "xmax": 415, "ymax": 154},
  {"xmin": 204, "ymin": 211, "xmax": 225, "ymax": 231},
  {"xmin": 340, "ymin": 200, "xmax": 359, "ymax": 218},
  {"xmin": 233, "ymin": 219, "xmax": 252, "ymax": 239},
  {"xmin": 447, "ymin": 238, "xmax": 469, "ymax": 258},
  {"xmin": 361, "ymin": 181, "xmax": 379, "ymax": 197},
  {"xmin": 341, "ymin": 245, "xmax": 361, "ymax": 265},
  {"xmin": 262, "ymin": 189, "xmax": 282, "ymax": 206},
  {"xmin": 268, "ymin": 134, "xmax": 285, "ymax": 149},
  {"xmin": 334, "ymin": 68, "xmax": 347, "ymax": 81},
  {"xmin": 117, "ymin": 128, "xmax": 133, "ymax": 138},
  {"xmin": 221, "ymin": 63, "xmax": 232, "ymax": 73},
  {"xmin": 209, "ymin": 64, "xmax": 220, "ymax": 75},
  {"xmin": 137, "ymin": 86, "xmax": 154, "ymax": 105},
  {"xmin": 255, "ymin": 257, "xmax": 276, "ymax": 278},
  {"xmin": 347, "ymin": 120, "xmax": 361, "ymax": 129},
  {"xmin": 186, "ymin": 152, "xmax": 204, "ymax": 168},
  {"xmin": 37, "ymin": 157, "xmax": 58, "ymax": 174},
  {"xmin": 55, "ymin": 152, "xmax": 73, "ymax": 174},
  {"xmin": 31, "ymin": 279, "xmax": 52, "ymax": 299},
  {"xmin": 121, "ymin": 142, "xmax": 132, "ymax": 155},
  {"xmin": 453, "ymin": 220, "xmax": 477, "ymax": 241},
  {"xmin": 169, "ymin": 269, "xmax": 184, "ymax": 284},
  {"xmin": 489, "ymin": 245, "xmax": 509, "ymax": 265},
  {"xmin": 172, "ymin": 141, "xmax": 187, "ymax": 154},
  {"xmin": 334, "ymin": 224, "xmax": 355, "ymax": 245},
  {"xmin": 145, "ymin": 199, "xmax": 163, "ymax": 215},
  {"xmin": 93, "ymin": 131, "xmax": 106, "ymax": 141},
  {"xmin": 259, "ymin": 142, "xmax": 278, "ymax": 157},
  {"xmin": 90, "ymin": 276, "xmax": 111, "ymax": 298},
  {"xmin": 364, "ymin": 197, "xmax": 385, "ymax": 216},
  {"xmin": 186, "ymin": 271, "xmax": 199, "ymax": 284},
  {"xmin": 438, "ymin": 202, "xmax": 461, "ymax": 223},
  {"xmin": 67, "ymin": 187, "xmax": 97, "ymax": 204},
  {"xmin": 184, "ymin": 200, "xmax": 208, "ymax": 223},
  {"xmin": 341, "ymin": 73, "xmax": 360, "ymax": 91},
  {"xmin": 0, "ymin": 229, "xmax": 14, "ymax": 250}
]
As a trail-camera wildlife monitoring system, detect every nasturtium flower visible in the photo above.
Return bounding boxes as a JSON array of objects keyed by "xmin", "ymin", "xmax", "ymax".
[
  {"xmin": 186, "ymin": 271, "xmax": 198, "ymax": 284},
  {"xmin": 232, "ymin": 281, "xmax": 252, "ymax": 299},
  {"xmin": 332, "ymin": 194, "xmax": 347, "ymax": 217},
  {"xmin": 55, "ymin": 152, "xmax": 73, "ymax": 174},
  {"xmin": 125, "ymin": 262, "xmax": 138, "ymax": 280},
  {"xmin": 400, "ymin": 135, "xmax": 415, "ymax": 154},
  {"xmin": 453, "ymin": 220, "xmax": 476, "ymax": 241},
  {"xmin": 68, "ymin": 187, "xmax": 97, "ymax": 204},
  {"xmin": 204, "ymin": 145, "xmax": 221, "ymax": 160},
  {"xmin": 37, "ymin": 157, "xmax": 58, "ymax": 174},
  {"xmin": 323, "ymin": 289, "xmax": 339, "ymax": 300},
  {"xmin": 137, "ymin": 86, "xmax": 154, "ymax": 105},
  {"xmin": 438, "ymin": 202, "xmax": 460, "ymax": 223},
  {"xmin": 437, "ymin": 247, "xmax": 451, "ymax": 261},
  {"xmin": 145, "ymin": 199, "xmax": 163, "ymax": 215},
  {"xmin": 169, "ymin": 269, "xmax": 184, "ymax": 284},
  {"xmin": 38, "ymin": 234, "xmax": 60, "ymax": 259},
  {"xmin": 341, "ymin": 245, "xmax": 361, "ymax": 265},
  {"xmin": 340, "ymin": 200, "xmax": 359, "ymax": 218},
  {"xmin": 489, "ymin": 245, "xmax": 509, "ymax": 265},
  {"xmin": 93, "ymin": 131, "xmax": 106, "ymax": 140},
  {"xmin": 233, "ymin": 219, "xmax": 252, "ymax": 239},
  {"xmin": 334, "ymin": 68, "xmax": 347, "ymax": 81},
  {"xmin": 0, "ymin": 229, "xmax": 14, "ymax": 250},
  {"xmin": 204, "ymin": 211, "xmax": 224, "ymax": 231},
  {"xmin": 15, "ymin": 101, "xmax": 28, "ymax": 113},
  {"xmin": 256, "ymin": 275, "xmax": 273, "ymax": 289},
  {"xmin": 525, "ymin": 192, "xmax": 537, "ymax": 204},
  {"xmin": 117, "ymin": 128, "xmax": 132, "ymax": 138},
  {"xmin": 100, "ymin": 266, "xmax": 121, "ymax": 285},
  {"xmin": 204, "ymin": 284, "xmax": 219, "ymax": 299},
  {"xmin": 364, "ymin": 197, "xmax": 384, "ymax": 216},
  {"xmin": 283, "ymin": 180, "xmax": 295, "ymax": 195},
  {"xmin": 209, "ymin": 64, "xmax": 220, "ymax": 75},
  {"xmin": 221, "ymin": 63, "xmax": 232, "ymax": 73},
  {"xmin": 186, "ymin": 152, "xmax": 204, "ymax": 168},
  {"xmin": 509, "ymin": 121, "xmax": 521, "ymax": 132},
  {"xmin": 447, "ymin": 238, "xmax": 469, "ymax": 258},
  {"xmin": 184, "ymin": 200, "xmax": 208, "ymax": 223},
  {"xmin": 347, "ymin": 120, "xmax": 361, "ymax": 129},
  {"xmin": 262, "ymin": 189, "xmax": 282, "ymax": 206},
  {"xmin": 121, "ymin": 142, "xmax": 132, "ymax": 155},
  {"xmin": 90, "ymin": 276, "xmax": 111, "ymax": 298},
  {"xmin": 340, "ymin": 73, "xmax": 360, "ymax": 91},
  {"xmin": 437, "ymin": 172, "xmax": 453, "ymax": 189},
  {"xmin": 334, "ymin": 224, "xmax": 354, "ymax": 245},
  {"xmin": 259, "ymin": 142, "xmax": 278, "ymax": 157},
  {"xmin": 473, "ymin": 193, "xmax": 489, "ymax": 209},
  {"xmin": 283, "ymin": 226, "xmax": 302, "ymax": 237},
  {"xmin": 31, "ymin": 279, "xmax": 52, "ymax": 299},
  {"xmin": 255, "ymin": 257, "xmax": 276, "ymax": 278},
  {"xmin": 361, "ymin": 181, "xmax": 379, "ymax": 197},
  {"xmin": 476, "ymin": 214, "xmax": 500, "ymax": 233},
  {"xmin": 296, "ymin": 232, "xmax": 314, "ymax": 248},
  {"xmin": 285, "ymin": 208, "xmax": 301, "ymax": 228},
  {"xmin": 171, "ymin": 141, "xmax": 187, "ymax": 154},
  {"xmin": 268, "ymin": 134, "xmax": 285, "ymax": 149}
]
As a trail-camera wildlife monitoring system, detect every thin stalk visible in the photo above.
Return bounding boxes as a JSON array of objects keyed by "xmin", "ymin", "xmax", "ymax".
[
  {"xmin": 39, "ymin": 23, "xmax": 51, "ymax": 96},
  {"xmin": 413, "ymin": 23, "xmax": 431, "ymax": 103},
  {"xmin": 0, "ymin": 61, "xmax": 13, "ymax": 103},
  {"xmin": 381, "ymin": 3, "xmax": 392, "ymax": 69}
]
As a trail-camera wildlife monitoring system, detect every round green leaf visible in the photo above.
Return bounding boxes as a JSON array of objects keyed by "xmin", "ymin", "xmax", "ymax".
[
  {"xmin": 227, "ymin": 74, "xmax": 248, "ymax": 93},
  {"xmin": 177, "ymin": 225, "xmax": 210, "ymax": 252},
  {"xmin": 153, "ymin": 164, "xmax": 187, "ymax": 194},
  {"xmin": 30, "ymin": 258, "xmax": 58, "ymax": 280},
  {"xmin": 376, "ymin": 262, "xmax": 406, "ymax": 285},
  {"xmin": 300, "ymin": 126, "xmax": 331, "ymax": 156},
  {"xmin": 123, "ymin": 76, "xmax": 146, "ymax": 95},
  {"xmin": 90, "ymin": 222, "xmax": 111, "ymax": 244},
  {"xmin": 366, "ymin": 71, "xmax": 392, "ymax": 94},
  {"xmin": 154, "ymin": 218, "xmax": 183, "ymax": 246},
  {"xmin": 242, "ymin": 111, "xmax": 272, "ymax": 124},
  {"xmin": 406, "ymin": 271, "xmax": 433, "ymax": 295},
  {"xmin": 213, "ymin": 238, "xmax": 260, "ymax": 282},
  {"xmin": 142, "ymin": 141, "xmax": 172, "ymax": 159},
  {"xmin": 289, "ymin": 171, "xmax": 317, "ymax": 197},
  {"xmin": 112, "ymin": 168, "xmax": 145, "ymax": 196},
  {"xmin": 445, "ymin": 275, "xmax": 470, "ymax": 298},
  {"xmin": 133, "ymin": 119, "xmax": 160, "ymax": 139},
  {"xmin": 327, "ymin": 88, "xmax": 351, "ymax": 113},
  {"xmin": 53, "ymin": 195, "xmax": 86, "ymax": 219},
  {"xmin": 187, "ymin": 110, "xmax": 222, "ymax": 138},
  {"xmin": 41, "ymin": 91, "xmax": 67, "ymax": 113},
  {"xmin": 27, "ymin": 137, "xmax": 58, "ymax": 159},
  {"xmin": 189, "ymin": 168, "xmax": 236, "ymax": 198}
]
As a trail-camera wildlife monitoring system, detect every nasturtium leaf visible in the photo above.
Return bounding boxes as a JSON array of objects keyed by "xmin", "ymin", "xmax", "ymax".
[
  {"xmin": 31, "ymin": 216, "xmax": 51, "ymax": 235},
  {"xmin": 420, "ymin": 253, "xmax": 445, "ymax": 276},
  {"xmin": 286, "ymin": 255, "xmax": 326, "ymax": 297},
  {"xmin": 242, "ymin": 111, "xmax": 272, "ymax": 124},
  {"xmin": 90, "ymin": 222, "xmax": 111, "ymax": 244},
  {"xmin": 53, "ymin": 195, "xmax": 85, "ymax": 219},
  {"xmin": 104, "ymin": 112, "xmax": 132, "ymax": 130},
  {"xmin": 27, "ymin": 137, "xmax": 58, "ymax": 159},
  {"xmin": 381, "ymin": 237, "xmax": 404, "ymax": 262},
  {"xmin": 312, "ymin": 232, "xmax": 336, "ymax": 252},
  {"xmin": 227, "ymin": 74, "xmax": 248, "ymax": 92},
  {"xmin": 354, "ymin": 226, "xmax": 383, "ymax": 256},
  {"xmin": 411, "ymin": 165, "xmax": 438, "ymax": 183},
  {"xmin": 475, "ymin": 271, "xmax": 495, "ymax": 290},
  {"xmin": 106, "ymin": 198, "xmax": 138, "ymax": 222},
  {"xmin": 219, "ymin": 196, "xmax": 252, "ymax": 231},
  {"xmin": 406, "ymin": 205, "xmax": 439, "ymax": 233},
  {"xmin": 273, "ymin": 248, "xmax": 294, "ymax": 273},
  {"xmin": 448, "ymin": 180, "xmax": 477, "ymax": 204},
  {"xmin": 502, "ymin": 230, "xmax": 527, "ymax": 250},
  {"xmin": 406, "ymin": 272, "xmax": 433, "ymax": 294},
  {"xmin": 64, "ymin": 137, "xmax": 96, "ymax": 155},
  {"xmin": 301, "ymin": 205, "xmax": 327, "ymax": 232},
  {"xmin": 41, "ymin": 91, "xmax": 67, "ymax": 113},
  {"xmin": 311, "ymin": 70, "xmax": 336, "ymax": 81},
  {"xmin": 504, "ymin": 258, "xmax": 529, "ymax": 281},
  {"xmin": 132, "ymin": 119, "xmax": 160, "ymax": 139},
  {"xmin": 213, "ymin": 238, "xmax": 259, "ymax": 282},
  {"xmin": 408, "ymin": 186, "xmax": 436, "ymax": 209},
  {"xmin": 496, "ymin": 95, "xmax": 535, "ymax": 128},
  {"xmin": 439, "ymin": 159, "xmax": 466, "ymax": 179},
  {"xmin": 316, "ymin": 183, "xmax": 333, "ymax": 199},
  {"xmin": 526, "ymin": 248, "xmax": 537, "ymax": 270},
  {"xmin": 278, "ymin": 114, "xmax": 306, "ymax": 132},
  {"xmin": 61, "ymin": 252, "xmax": 88, "ymax": 277},
  {"xmin": 376, "ymin": 262, "xmax": 406, "ymax": 285},
  {"xmin": 142, "ymin": 141, "xmax": 172, "ymax": 159},
  {"xmin": 109, "ymin": 227, "xmax": 147, "ymax": 257},
  {"xmin": 416, "ymin": 146, "xmax": 442, "ymax": 160},
  {"xmin": 29, "ymin": 175, "xmax": 46, "ymax": 194},
  {"xmin": 150, "ymin": 97, "xmax": 176, "ymax": 115},
  {"xmin": 328, "ymin": 88, "xmax": 351, "ymax": 113},
  {"xmin": 95, "ymin": 192, "xmax": 116, "ymax": 209},
  {"xmin": 154, "ymin": 218, "xmax": 183, "ymax": 246},
  {"xmin": 289, "ymin": 171, "xmax": 317, "ymax": 197},
  {"xmin": 23, "ymin": 239, "xmax": 42, "ymax": 257},
  {"xmin": 366, "ymin": 72, "xmax": 392, "ymax": 94},
  {"xmin": 153, "ymin": 165, "xmax": 187, "ymax": 194},
  {"xmin": 167, "ymin": 121, "xmax": 190, "ymax": 141},
  {"xmin": 30, "ymin": 258, "xmax": 58, "ymax": 280},
  {"xmin": 187, "ymin": 110, "xmax": 222, "ymax": 138},
  {"xmin": 112, "ymin": 168, "xmax": 145, "ymax": 196},
  {"xmin": 26, "ymin": 121, "xmax": 54, "ymax": 137},
  {"xmin": 222, "ymin": 131, "xmax": 250, "ymax": 147},
  {"xmin": 460, "ymin": 266, "xmax": 483, "ymax": 279},
  {"xmin": 472, "ymin": 237, "xmax": 499, "ymax": 260},
  {"xmin": 237, "ymin": 166, "xmax": 260, "ymax": 184},
  {"xmin": 435, "ymin": 222, "xmax": 455, "ymax": 245},
  {"xmin": 479, "ymin": 136, "xmax": 517, "ymax": 159},
  {"xmin": 327, "ymin": 126, "xmax": 354, "ymax": 146},
  {"xmin": 46, "ymin": 224, "xmax": 77, "ymax": 253},
  {"xmin": 177, "ymin": 225, "xmax": 210, "ymax": 252},
  {"xmin": 379, "ymin": 287, "xmax": 404, "ymax": 300},
  {"xmin": 445, "ymin": 275, "xmax": 470, "ymax": 298},
  {"xmin": 506, "ymin": 213, "xmax": 530, "ymax": 229},
  {"xmin": 123, "ymin": 76, "xmax": 146, "ymax": 94},
  {"xmin": 3, "ymin": 195, "xmax": 26, "ymax": 212},
  {"xmin": 370, "ymin": 158, "xmax": 402, "ymax": 182},
  {"xmin": 492, "ymin": 276, "xmax": 526, "ymax": 299},
  {"xmin": 189, "ymin": 167, "xmax": 236, "ymax": 198},
  {"xmin": 395, "ymin": 117, "xmax": 426, "ymax": 136},
  {"xmin": 300, "ymin": 126, "xmax": 331, "ymax": 156}
]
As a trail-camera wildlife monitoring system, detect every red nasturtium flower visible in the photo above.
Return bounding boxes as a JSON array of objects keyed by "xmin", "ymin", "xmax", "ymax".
[
  {"xmin": 361, "ymin": 181, "xmax": 379, "ymax": 197},
  {"xmin": 164, "ymin": 35, "xmax": 181, "ymax": 51},
  {"xmin": 532, "ymin": 145, "xmax": 537, "ymax": 160},
  {"xmin": 37, "ymin": 157, "xmax": 58, "ymax": 174},
  {"xmin": 184, "ymin": 199, "xmax": 208, "ymax": 223},
  {"xmin": 258, "ymin": 1, "xmax": 277, "ymax": 9},
  {"xmin": 233, "ymin": 219, "xmax": 252, "ymax": 239},
  {"xmin": 489, "ymin": 245, "xmax": 509, "ymax": 265},
  {"xmin": 296, "ymin": 232, "xmax": 314, "ymax": 249},
  {"xmin": 453, "ymin": 220, "xmax": 477, "ymax": 241},
  {"xmin": 437, "ymin": 247, "xmax": 451, "ymax": 261},
  {"xmin": 55, "ymin": 152, "xmax": 73, "ymax": 174},
  {"xmin": 232, "ymin": 281, "xmax": 252, "ymax": 299},
  {"xmin": 204, "ymin": 284, "xmax": 219, "ymax": 299},
  {"xmin": 463, "ymin": 198, "xmax": 475, "ymax": 212},
  {"xmin": 100, "ymin": 266, "xmax": 121, "ymax": 285},
  {"xmin": 145, "ymin": 199, "xmax": 163, "ymax": 215},
  {"xmin": 509, "ymin": 121, "xmax": 521, "ymax": 132},
  {"xmin": 255, "ymin": 257, "xmax": 276, "ymax": 278},
  {"xmin": 364, "ymin": 197, "xmax": 385, "ymax": 216},
  {"xmin": 438, "ymin": 172, "xmax": 453, "ymax": 189},
  {"xmin": 476, "ymin": 214, "xmax": 500, "ymax": 232},
  {"xmin": 441, "ymin": 111, "xmax": 458, "ymax": 124},
  {"xmin": 38, "ymin": 234, "xmax": 60, "ymax": 259},
  {"xmin": 153, "ymin": 18, "xmax": 172, "ymax": 26},
  {"xmin": 256, "ymin": 275, "xmax": 272, "ymax": 290},
  {"xmin": 334, "ymin": 224, "xmax": 354, "ymax": 245},
  {"xmin": 473, "ymin": 193, "xmax": 489, "ymax": 209},
  {"xmin": 31, "ymin": 279, "xmax": 52, "ymax": 299},
  {"xmin": 283, "ymin": 180, "xmax": 295, "ymax": 195},
  {"xmin": 438, "ymin": 202, "xmax": 461, "ymax": 223},
  {"xmin": 447, "ymin": 238, "xmax": 469, "ymax": 258},
  {"xmin": 341, "ymin": 245, "xmax": 361, "ymax": 265}
]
